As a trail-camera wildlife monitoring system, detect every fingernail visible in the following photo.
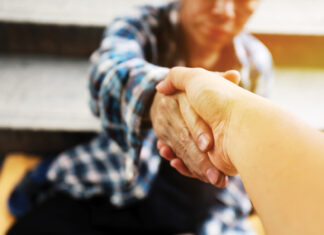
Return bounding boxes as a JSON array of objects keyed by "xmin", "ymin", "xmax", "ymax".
[
  {"xmin": 222, "ymin": 175, "xmax": 229, "ymax": 187},
  {"xmin": 216, "ymin": 175, "xmax": 227, "ymax": 188},
  {"xmin": 198, "ymin": 134, "xmax": 209, "ymax": 151},
  {"xmin": 155, "ymin": 81, "xmax": 164, "ymax": 91},
  {"xmin": 170, "ymin": 159, "xmax": 177, "ymax": 168},
  {"xmin": 206, "ymin": 169, "xmax": 219, "ymax": 185}
]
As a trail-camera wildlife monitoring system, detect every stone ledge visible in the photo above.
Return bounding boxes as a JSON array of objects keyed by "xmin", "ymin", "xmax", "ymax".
[
  {"xmin": 0, "ymin": 55, "xmax": 101, "ymax": 133},
  {"xmin": 1, "ymin": 22, "xmax": 324, "ymax": 67},
  {"xmin": 1, "ymin": 0, "xmax": 323, "ymax": 35},
  {"xmin": 1, "ymin": 55, "xmax": 323, "ymax": 134}
]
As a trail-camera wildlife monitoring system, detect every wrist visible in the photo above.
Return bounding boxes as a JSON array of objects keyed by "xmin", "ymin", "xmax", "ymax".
[
  {"xmin": 222, "ymin": 89, "xmax": 254, "ymax": 174},
  {"xmin": 226, "ymin": 88, "xmax": 277, "ymax": 173}
]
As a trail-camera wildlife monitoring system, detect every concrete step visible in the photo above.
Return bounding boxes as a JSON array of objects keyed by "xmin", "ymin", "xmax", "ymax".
[
  {"xmin": 0, "ymin": 0, "xmax": 324, "ymax": 67},
  {"xmin": 0, "ymin": 55, "xmax": 100, "ymax": 133},
  {"xmin": 1, "ymin": 0, "xmax": 323, "ymax": 35},
  {"xmin": 0, "ymin": 55, "xmax": 99, "ymax": 155},
  {"xmin": 1, "ymin": 55, "xmax": 324, "ymax": 132}
]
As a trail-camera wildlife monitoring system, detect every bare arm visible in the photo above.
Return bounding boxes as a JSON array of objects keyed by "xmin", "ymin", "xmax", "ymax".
[
  {"xmin": 229, "ymin": 89, "xmax": 324, "ymax": 235},
  {"xmin": 157, "ymin": 67, "xmax": 324, "ymax": 235}
]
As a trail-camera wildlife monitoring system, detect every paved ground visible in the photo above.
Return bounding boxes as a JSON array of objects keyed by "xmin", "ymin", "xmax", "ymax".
[
  {"xmin": 1, "ymin": 55, "xmax": 324, "ymax": 131},
  {"xmin": 0, "ymin": 0, "xmax": 323, "ymax": 34}
]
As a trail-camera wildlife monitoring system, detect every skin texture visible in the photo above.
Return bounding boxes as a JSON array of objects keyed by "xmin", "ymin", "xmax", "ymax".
[
  {"xmin": 156, "ymin": 69, "xmax": 241, "ymax": 176},
  {"xmin": 150, "ymin": 92, "xmax": 227, "ymax": 186},
  {"xmin": 157, "ymin": 67, "xmax": 324, "ymax": 235},
  {"xmin": 149, "ymin": 0, "xmax": 260, "ymax": 186}
]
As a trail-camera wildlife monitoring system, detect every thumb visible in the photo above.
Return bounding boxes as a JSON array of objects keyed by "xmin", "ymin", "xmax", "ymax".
[
  {"xmin": 223, "ymin": 70, "xmax": 241, "ymax": 85},
  {"xmin": 156, "ymin": 67, "xmax": 194, "ymax": 95},
  {"xmin": 155, "ymin": 79, "xmax": 176, "ymax": 95}
]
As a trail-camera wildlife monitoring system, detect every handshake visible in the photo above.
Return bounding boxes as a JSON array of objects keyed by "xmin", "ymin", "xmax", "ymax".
[
  {"xmin": 151, "ymin": 67, "xmax": 324, "ymax": 234},
  {"xmin": 151, "ymin": 67, "xmax": 243, "ymax": 188}
]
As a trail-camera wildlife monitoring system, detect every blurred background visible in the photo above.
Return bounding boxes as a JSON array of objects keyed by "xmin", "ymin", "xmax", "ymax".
[
  {"xmin": 0, "ymin": 0, "xmax": 323, "ymax": 233},
  {"xmin": 0, "ymin": 0, "xmax": 324, "ymax": 156}
]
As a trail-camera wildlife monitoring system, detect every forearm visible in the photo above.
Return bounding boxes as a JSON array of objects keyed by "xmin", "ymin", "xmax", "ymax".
[
  {"xmin": 157, "ymin": 67, "xmax": 324, "ymax": 233},
  {"xmin": 89, "ymin": 17, "xmax": 169, "ymax": 144},
  {"xmin": 228, "ymin": 91, "xmax": 324, "ymax": 235}
]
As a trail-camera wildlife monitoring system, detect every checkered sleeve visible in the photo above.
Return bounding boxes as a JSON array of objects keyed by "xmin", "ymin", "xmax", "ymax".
[
  {"xmin": 239, "ymin": 33, "xmax": 274, "ymax": 98},
  {"xmin": 89, "ymin": 7, "xmax": 169, "ymax": 152}
]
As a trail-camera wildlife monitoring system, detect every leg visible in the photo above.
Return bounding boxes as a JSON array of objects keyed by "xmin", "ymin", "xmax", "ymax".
[{"xmin": 7, "ymin": 193, "xmax": 100, "ymax": 235}]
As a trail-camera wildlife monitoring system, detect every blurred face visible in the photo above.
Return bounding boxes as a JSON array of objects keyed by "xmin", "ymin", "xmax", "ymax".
[{"xmin": 180, "ymin": 0, "xmax": 259, "ymax": 49}]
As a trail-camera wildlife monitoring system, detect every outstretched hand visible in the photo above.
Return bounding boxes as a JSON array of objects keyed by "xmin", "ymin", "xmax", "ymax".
[
  {"xmin": 156, "ymin": 67, "xmax": 241, "ymax": 178},
  {"xmin": 150, "ymin": 91, "xmax": 227, "ymax": 187},
  {"xmin": 157, "ymin": 68, "xmax": 240, "ymax": 95}
]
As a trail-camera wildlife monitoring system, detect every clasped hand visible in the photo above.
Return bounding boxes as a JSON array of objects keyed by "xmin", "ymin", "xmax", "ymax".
[
  {"xmin": 150, "ymin": 90, "xmax": 227, "ymax": 187},
  {"xmin": 152, "ymin": 67, "xmax": 242, "ymax": 187}
]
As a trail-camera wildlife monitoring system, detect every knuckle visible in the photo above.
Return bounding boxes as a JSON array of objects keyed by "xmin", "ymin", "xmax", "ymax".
[
  {"xmin": 159, "ymin": 96, "xmax": 169, "ymax": 107},
  {"xmin": 192, "ymin": 123, "xmax": 204, "ymax": 138},
  {"xmin": 156, "ymin": 131, "xmax": 168, "ymax": 143},
  {"xmin": 179, "ymin": 128, "xmax": 190, "ymax": 143},
  {"xmin": 172, "ymin": 140, "xmax": 186, "ymax": 155},
  {"xmin": 192, "ymin": 68, "xmax": 206, "ymax": 76},
  {"xmin": 155, "ymin": 116, "xmax": 166, "ymax": 125},
  {"xmin": 152, "ymin": 115, "xmax": 166, "ymax": 130},
  {"xmin": 196, "ymin": 155, "xmax": 206, "ymax": 166},
  {"xmin": 159, "ymin": 96, "xmax": 176, "ymax": 109},
  {"xmin": 170, "ymin": 66, "xmax": 180, "ymax": 75},
  {"xmin": 196, "ymin": 155, "xmax": 209, "ymax": 171},
  {"xmin": 153, "ymin": 122, "xmax": 167, "ymax": 138}
]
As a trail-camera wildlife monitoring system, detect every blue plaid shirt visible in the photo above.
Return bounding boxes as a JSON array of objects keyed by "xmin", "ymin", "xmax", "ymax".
[{"xmin": 10, "ymin": 2, "xmax": 272, "ymax": 234}]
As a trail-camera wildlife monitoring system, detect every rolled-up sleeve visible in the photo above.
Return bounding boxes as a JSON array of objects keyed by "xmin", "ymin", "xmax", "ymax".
[{"xmin": 89, "ymin": 9, "xmax": 169, "ymax": 152}]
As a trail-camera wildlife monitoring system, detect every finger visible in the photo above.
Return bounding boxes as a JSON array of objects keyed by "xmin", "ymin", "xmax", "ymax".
[
  {"xmin": 194, "ymin": 153, "xmax": 227, "ymax": 186},
  {"xmin": 157, "ymin": 67, "xmax": 239, "ymax": 97},
  {"xmin": 155, "ymin": 80, "xmax": 177, "ymax": 95},
  {"xmin": 178, "ymin": 94, "xmax": 214, "ymax": 152},
  {"xmin": 162, "ymin": 97, "xmax": 222, "ymax": 184},
  {"xmin": 170, "ymin": 158, "xmax": 195, "ymax": 178},
  {"xmin": 153, "ymin": 92, "xmax": 223, "ymax": 183},
  {"xmin": 160, "ymin": 146, "xmax": 177, "ymax": 161},
  {"xmin": 156, "ymin": 67, "xmax": 197, "ymax": 95},
  {"xmin": 220, "ymin": 175, "xmax": 229, "ymax": 188},
  {"xmin": 174, "ymin": 130, "xmax": 225, "ymax": 185},
  {"xmin": 207, "ymin": 149, "xmax": 238, "ymax": 176},
  {"xmin": 157, "ymin": 140, "xmax": 164, "ymax": 150},
  {"xmin": 170, "ymin": 156, "xmax": 229, "ymax": 187},
  {"xmin": 223, "ymin": 70, "xmax": 241, "ymax": 85},
  {"xmin": 206, "ymin": 169, "xmax": 228, "ymax": 188}
]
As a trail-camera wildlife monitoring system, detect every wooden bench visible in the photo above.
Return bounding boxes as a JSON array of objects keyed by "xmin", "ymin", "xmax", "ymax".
[{"xmin": 0, "ymin": 154, "xmax": 40, "ymax": 235}]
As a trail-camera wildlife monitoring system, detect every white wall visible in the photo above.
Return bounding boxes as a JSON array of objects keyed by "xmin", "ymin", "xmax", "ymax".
[{"xmin": 247, "ymin": 0, "xmax": 324, "ymax": 34}]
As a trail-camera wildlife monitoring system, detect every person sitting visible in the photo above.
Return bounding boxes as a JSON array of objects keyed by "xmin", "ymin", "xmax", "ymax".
[{"xmin": 7, "ymin": 0, "xmax": 272, "ymax": 234}]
